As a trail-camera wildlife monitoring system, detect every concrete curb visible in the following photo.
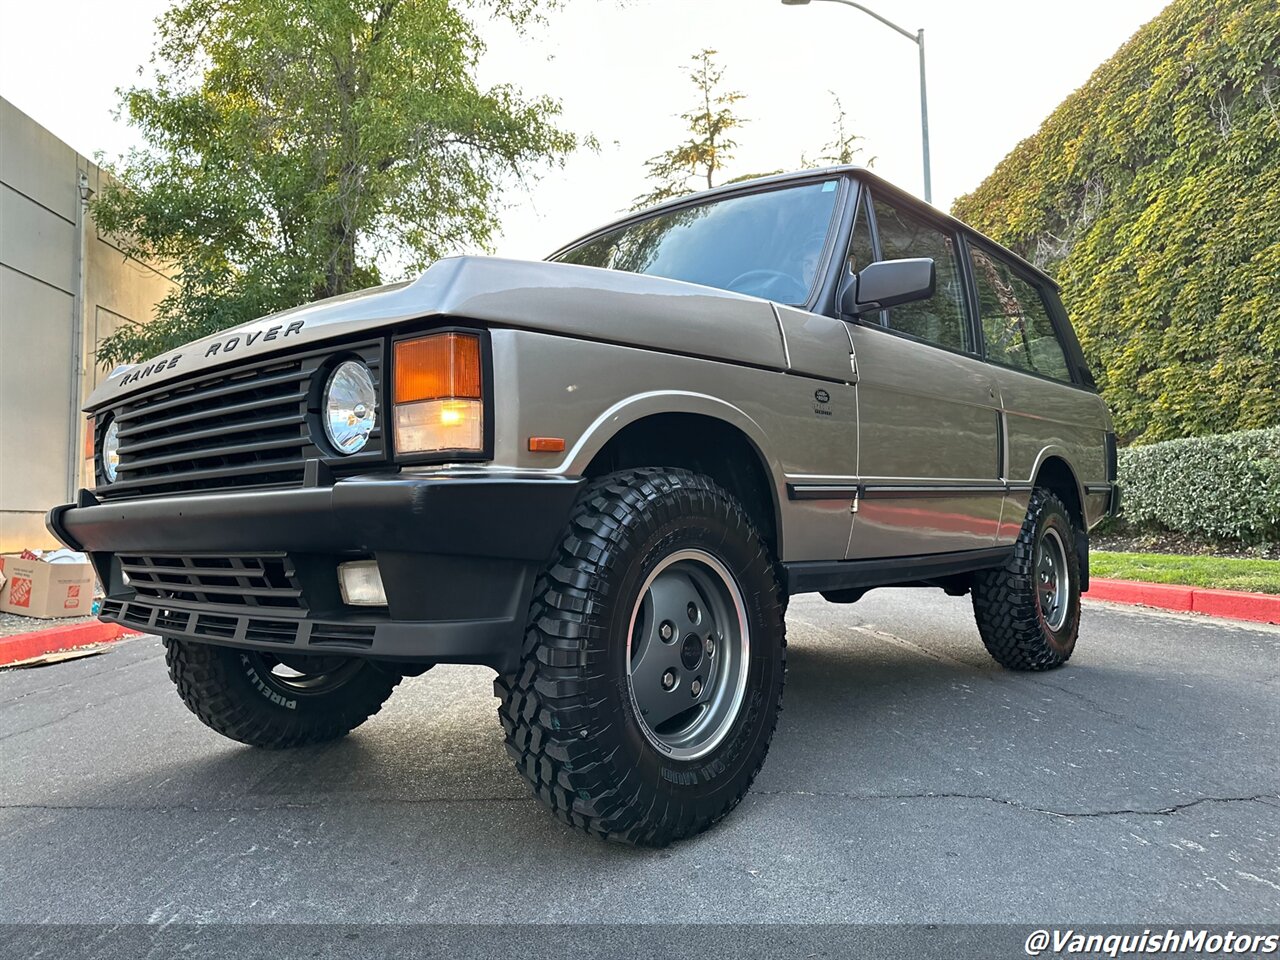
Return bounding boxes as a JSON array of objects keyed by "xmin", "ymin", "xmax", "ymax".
[
  {"xmin": 1086, "ymin": 578, "xmax": 1280, "ymax": 625},
  {"xmin": 0, "ymin": 621, "xmax": 142, "ymax": 667}
]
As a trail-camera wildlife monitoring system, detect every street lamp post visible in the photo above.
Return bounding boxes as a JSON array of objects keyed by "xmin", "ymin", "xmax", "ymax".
[{"xmin": 781, "ymin": 0, "xmax": 932, "ymax": 204}]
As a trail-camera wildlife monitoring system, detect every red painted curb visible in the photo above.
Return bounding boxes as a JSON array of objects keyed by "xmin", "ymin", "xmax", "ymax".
[
  {"xmin": 1086, "ymin": 578, "xmax": 1280, "ymax": 625},
  {"xmin": 0, "ymin": 620, "xmax": 141, "ymax": 667},
  {"xmin": 1086, "ymin": 578, "xmax": 1194, "ymax": 611}
]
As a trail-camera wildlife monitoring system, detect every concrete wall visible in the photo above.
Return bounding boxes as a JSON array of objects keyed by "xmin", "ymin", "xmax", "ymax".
[{"xmin": 0, "ymin": 97, "xmax": 175, "ymax": 552}]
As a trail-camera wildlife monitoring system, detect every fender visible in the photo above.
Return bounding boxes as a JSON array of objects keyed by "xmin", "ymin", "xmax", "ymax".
[
  {"xmin": 565, "ymin": 389, "xmax": 780, "ymax": 481},
  {"xmin": 1025, "ymin": 445, "xmax": 1091, "ymax": 589},
  {"xmin": 1024, "ymin": 445, "xmax": 1088, "ymax": 512},
  {"xmin": 562, "ymin": 390, "xmax": 786, "ymax": 553}
]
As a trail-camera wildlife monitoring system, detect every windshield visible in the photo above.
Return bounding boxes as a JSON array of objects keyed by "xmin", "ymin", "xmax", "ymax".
[{"xmin": 554, "ymin": 180, "xmax": 842, "ymax": 304}]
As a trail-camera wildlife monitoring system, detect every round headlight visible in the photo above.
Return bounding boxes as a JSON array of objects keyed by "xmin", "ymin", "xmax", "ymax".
[
  {"xmin": 102, "ymin": 419, "xmax": 121, "ymax": 483},
  {"xmin": 323, "ymin": 360, "xmax": 377, "ymax": 455}
]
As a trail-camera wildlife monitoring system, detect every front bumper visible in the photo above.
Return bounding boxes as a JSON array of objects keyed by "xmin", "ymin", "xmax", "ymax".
[{"xmin": 47, "ymin": 473, "xmax": 584, "ymax": 671}]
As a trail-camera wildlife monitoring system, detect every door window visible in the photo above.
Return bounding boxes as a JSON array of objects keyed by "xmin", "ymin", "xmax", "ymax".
[
  {"xmin": 867, "ymin": 196, "xmax": 971, "ymax": 352},
  {"xmin": 970, "ymin": 246, "xmax": 1072, "ymax": 382}
]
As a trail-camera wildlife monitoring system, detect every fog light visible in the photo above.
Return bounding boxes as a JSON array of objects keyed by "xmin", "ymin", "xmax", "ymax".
[{"xmin": 338, "ymin": 560, "xmax": 387, "ymax": 606}]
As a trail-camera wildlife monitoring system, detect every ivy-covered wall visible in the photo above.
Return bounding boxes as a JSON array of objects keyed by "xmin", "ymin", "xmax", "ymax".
[{"xmin": 951, "ymin": 0, "xmax": 1279, "ymax": 445}]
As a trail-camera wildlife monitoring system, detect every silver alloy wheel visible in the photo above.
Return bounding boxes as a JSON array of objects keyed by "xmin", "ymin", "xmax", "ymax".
[
  {"xmin": 1035, "ymin": 527, "xmax": 1071, "ymax": 631},
  {"xmin": 626, "ymin": 549, "xmax": 750, "ymax": 761}
]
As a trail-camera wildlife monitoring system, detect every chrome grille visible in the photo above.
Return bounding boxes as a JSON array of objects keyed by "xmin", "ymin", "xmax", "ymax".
[{"xmin": 98, "ymin": 341, "xmax": 384, "ymax": 499}]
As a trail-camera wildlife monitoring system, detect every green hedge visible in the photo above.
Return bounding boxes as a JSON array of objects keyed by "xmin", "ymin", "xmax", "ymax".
[{"xmin": 1118, "ymin": 428, "xmax": 1280, "ymax": 544}]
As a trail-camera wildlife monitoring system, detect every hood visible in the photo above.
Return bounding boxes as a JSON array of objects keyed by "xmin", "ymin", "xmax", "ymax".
[{"xmin": 87, "ymin": 256, "xmax": 791, "ymax": 410}]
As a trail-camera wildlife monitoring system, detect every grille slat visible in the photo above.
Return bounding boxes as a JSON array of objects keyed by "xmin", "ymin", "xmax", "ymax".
[
  {"xmin": 107, "ymin": 460, "xmax": 308, "ymax": 496},
  {"xmin": 119, "ymin": 413, "xmax": 307, "ymax": 454},
  {"xmin": 115, "ymin": 389, "xmax": 310, "ymax": 440},
  {"xmin": 118, "ymin": 434, "xmax": 306, "ymax": 475},
  {"xmin": 125, "ymin": 580, "xmax": 305, "ymax": 601},
  {"xmin": 121, "ymin": 365, "xmax": 312, "ymax": 420},
  {"xmin": 120, "ymin": 558, "xmax": 279, "ymax": 578}
]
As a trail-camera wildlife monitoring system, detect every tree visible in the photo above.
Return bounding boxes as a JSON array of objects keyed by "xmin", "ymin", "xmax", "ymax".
[
  {"xmin": 632, "ymin": 48, "xmax": 747, "ymax": 209},
  {"xmin": 93, "ymin": 0, "xmax": 583, "ymax": 366},
  {"xmin": 802, "ymin": 93, "xmax": 874, "ymax": 168},
  {"xmin": 952, "ymin": 0, "xmax": 1280, "ymax": 444}
]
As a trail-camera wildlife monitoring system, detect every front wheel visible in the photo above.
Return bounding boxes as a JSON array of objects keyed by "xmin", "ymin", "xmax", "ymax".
[
  {"xmin": 496, "ymin": 469, "xmax": 787, "ymax": 846},
  {"xmin": 972, "ymin": 488, "xmax": 1081, "ymax": 671},
  {"xmin": 165, "ymin": 639, "xmax": 401, "ymax": 748}
]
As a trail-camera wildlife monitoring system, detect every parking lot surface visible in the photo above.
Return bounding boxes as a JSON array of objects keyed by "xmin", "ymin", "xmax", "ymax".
[{"xmin": 3, "ymin": 591, "xmax": 1277, "ymax": 926}]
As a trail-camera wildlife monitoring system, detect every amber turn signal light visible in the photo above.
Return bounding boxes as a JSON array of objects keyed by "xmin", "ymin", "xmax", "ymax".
[
  {"xmin": 528, "ymin": 437, "xmax": 565, "ymax": 453},
  {"xmin": 394, "ymin": 332, "xmax": 481, "ymax": 404},
  {"xmin": 392, "ymin": 332, "xmax": 485, "ymax": 456}
]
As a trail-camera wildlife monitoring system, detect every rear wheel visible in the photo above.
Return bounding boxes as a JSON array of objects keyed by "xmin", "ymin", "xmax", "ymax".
[
  {"xmin": 165, "ymin": 639, "xmax": 400, "ymax": 748},
  {"xmin": 972, "ymin": 488, "xmax": 1081, "ymax": 671},
  {"xmin": 496, "ymin": 468, "xmax": 786, "ymax": 846}
]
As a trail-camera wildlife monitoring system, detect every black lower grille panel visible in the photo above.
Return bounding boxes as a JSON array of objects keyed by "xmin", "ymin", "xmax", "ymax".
[
  {"xmin": 105, "ymin": 552, "xmax": 380, "ymax": 651},
  {"xmin": 102, "ymin": 599, "xmax": 377, "ymax": 651},
  {"xmin": 119, "ymin": 554, "xmax": 306, "ymax": 616}
]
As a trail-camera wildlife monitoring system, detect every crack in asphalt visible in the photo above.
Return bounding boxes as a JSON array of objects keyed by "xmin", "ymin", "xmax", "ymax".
[
  {"xmin": 5, "ymin": 793, "xmax": 1277, "ymax": 820},
  {"xmin": 750, "ymin": 790, "xmax": 1280, "ymax": 820}
]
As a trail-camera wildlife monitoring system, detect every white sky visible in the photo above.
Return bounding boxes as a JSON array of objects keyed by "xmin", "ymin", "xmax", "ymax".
[{"xmin": 1, "ymin": 0, "xmax": 1168, "ymax": 264}]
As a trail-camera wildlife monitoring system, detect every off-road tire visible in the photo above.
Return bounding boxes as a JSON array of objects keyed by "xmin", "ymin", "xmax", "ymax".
[
  {"xmin": 496, "ymin": 468, "xmax": 787, "ymax": 846},
  {"xmin": 164, "ymin": 639, "xmax": 401, "ymax": 748},
  {"xmin": 972, "ymin": 488, "xmax": 1081, "ymax": 671}
]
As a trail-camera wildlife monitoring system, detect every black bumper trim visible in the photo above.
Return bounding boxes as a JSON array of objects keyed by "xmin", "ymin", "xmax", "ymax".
[
  {"xmin": 48, "ymin": 474, "xmax": 583, "ymax": 560},
  {"xmin": 1084, "ymin": 481, "xmax": 1122, "ymax": 519},
  {"xmin": 47, "ymin": 474, "xmax": 584, "ymax": 670},
  {"xmin": 100, "ymin": 596, "xmax": 530, "ymax": 670}
]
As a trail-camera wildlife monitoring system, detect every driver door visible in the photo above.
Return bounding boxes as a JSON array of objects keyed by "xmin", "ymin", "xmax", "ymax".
[{"xmin": 844, "ymin": 186, "xmax": 1004, "ymax": 559}]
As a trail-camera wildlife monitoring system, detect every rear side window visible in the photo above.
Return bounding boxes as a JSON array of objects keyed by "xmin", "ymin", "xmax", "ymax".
[
  {"xmin": 868, "ymin": 196, "xmax": 971, "ymax": 352},
  {"xmin": 970, "ymin": 246, "xmax": 1072, "ymax": 382}
]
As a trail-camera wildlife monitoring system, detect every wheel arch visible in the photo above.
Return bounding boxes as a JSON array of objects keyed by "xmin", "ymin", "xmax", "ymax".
[
  {"xmin": 1030, "ymin": 451, "xmax": 1089, "ymax": 589},
  {"xmin": 579, "ymin": 405, "xmax": 783, "ymax": 560}
]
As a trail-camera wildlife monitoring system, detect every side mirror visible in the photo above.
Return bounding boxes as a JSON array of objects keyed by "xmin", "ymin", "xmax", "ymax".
[{"xmin": 841, "ymin": 257, "xmax": 936, "ymax": 316}]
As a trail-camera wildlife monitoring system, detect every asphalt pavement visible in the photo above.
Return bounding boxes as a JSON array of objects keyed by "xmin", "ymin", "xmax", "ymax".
[{"xmin": 2, "ymin": 591, "xmax": 1277, "ymax": 931}]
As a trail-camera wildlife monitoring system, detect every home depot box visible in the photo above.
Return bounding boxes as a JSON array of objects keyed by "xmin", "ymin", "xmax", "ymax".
[{"xmin": 0, "ymin": 555, "xmax": 96, "ymax": 618}]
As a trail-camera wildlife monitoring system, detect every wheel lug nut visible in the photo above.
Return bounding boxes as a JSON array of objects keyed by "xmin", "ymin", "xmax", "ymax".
[
  {"xmin": 661, "ymin": 669, "xmax": 676, "ymax": 691},
  {"xmin": 659, "ymin": 621, "xmax": 674, "ymax": 641},
  {"xmin": 705, "ymin": 636, "xmax": 715, "ymax": 657},
  {"xmin": 690, "ymin": 678, "xmax": 703, "ymax": 697}
]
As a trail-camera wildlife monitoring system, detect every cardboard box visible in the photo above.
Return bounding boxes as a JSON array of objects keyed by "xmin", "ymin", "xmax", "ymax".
[{"xmin": 0, "ymin": 554, "xmax": 96, "ymax": 618}]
